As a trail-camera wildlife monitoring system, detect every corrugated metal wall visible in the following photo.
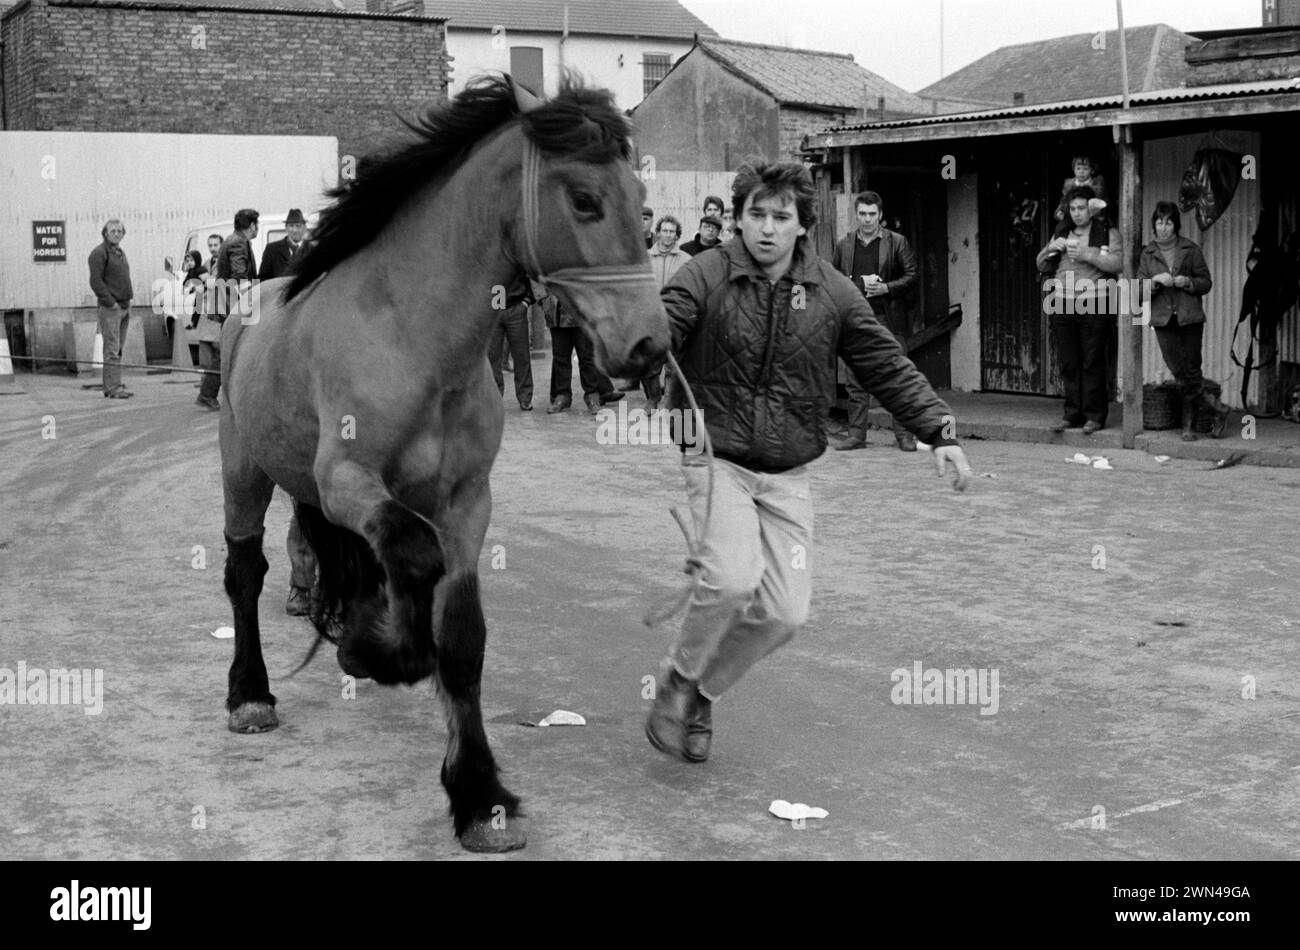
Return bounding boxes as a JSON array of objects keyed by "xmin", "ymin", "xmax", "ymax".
[
  {"xmin": 643, "ymin": 171, "xmax": 736, "ymax": 240},
  {"xmin": 1140, "ymin": 132, "xmax": 1261, "ymax": 409},
  {"xmin": 1, "ymin": 132, "xmax": 338, "ymax": 310}
]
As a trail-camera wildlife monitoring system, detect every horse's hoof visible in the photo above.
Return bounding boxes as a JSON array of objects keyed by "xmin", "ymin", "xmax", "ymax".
[
  {"xmin": 337, "ymin": 643, "xmax": 372, "ymax": 680},
  {"xmin": 460, "ymin": 817, "xmax": 526, "ymax": 853},
  {"xmin": 227, "ymin": 702, "xmax": 279, "ymax": 733}
]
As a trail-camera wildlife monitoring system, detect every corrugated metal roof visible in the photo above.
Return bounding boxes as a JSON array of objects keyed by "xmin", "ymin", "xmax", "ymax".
[
  {"xmin": 429, "ymin": 0, "xmax": 718, "ymax": 39},
  {"xmin": 827, "ymin": 78, "xmax": 1300, "ymax": 133},
  {"xmin": 698, "ymin": 38, "xmax": 930, "ymax": 114}
]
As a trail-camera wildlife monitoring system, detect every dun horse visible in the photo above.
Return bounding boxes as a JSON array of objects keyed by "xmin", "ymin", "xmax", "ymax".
[{"xmin": 218, "ymin": 76, "xmax": 669, "ymax": 852}]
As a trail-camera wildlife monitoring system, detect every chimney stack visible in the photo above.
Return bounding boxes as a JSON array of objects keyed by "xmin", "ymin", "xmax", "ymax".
[{"xmin": 1262, "ymin": 0, "xmax": 1300, "ymax": 26}]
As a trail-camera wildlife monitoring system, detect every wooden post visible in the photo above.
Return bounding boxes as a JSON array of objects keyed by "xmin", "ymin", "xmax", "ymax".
[{"xmin": 1118, "ymin": 124, "xmax": 1143, "ymax": 448}]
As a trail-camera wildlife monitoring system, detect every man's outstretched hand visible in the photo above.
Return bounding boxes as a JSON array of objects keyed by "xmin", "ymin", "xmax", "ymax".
[{"xmin": 933, "ymin": 445, "xmax": 972, "ymax": 492}]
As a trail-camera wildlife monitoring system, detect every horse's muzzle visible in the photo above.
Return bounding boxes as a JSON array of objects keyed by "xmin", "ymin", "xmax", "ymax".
[{"xmin": 617, "ymin": 334, "xmax": 668, "ymax": 378}]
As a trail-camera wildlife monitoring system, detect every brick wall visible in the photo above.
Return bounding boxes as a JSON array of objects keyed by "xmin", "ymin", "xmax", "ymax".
[
  {"xmin": 1, "ymin": 0, "xmax": 449, "ymax": 161},
  {"xmin": 777, "ymin": 105, "xmax": 846, "ymax": 163},
  {"xmin": 1, "ymin": 1, "xmax": 41, "ymax": 127}
]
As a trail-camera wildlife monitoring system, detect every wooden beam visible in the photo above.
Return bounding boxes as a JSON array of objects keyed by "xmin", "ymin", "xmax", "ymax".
[
  {"xmin": 804, "ymin": 90, "xmax": 1300, "ymax": 149},
  {"xmin": 1186, "ymin": 33, "xmax": 1300, "ymax": 63},
  {"xmin": 1118, "ymin": 125, "xmax": 1143, "ymax": 449},
  {"xmin": 904, "ymin": 305, "xmax": 962, "ymax": 353}
]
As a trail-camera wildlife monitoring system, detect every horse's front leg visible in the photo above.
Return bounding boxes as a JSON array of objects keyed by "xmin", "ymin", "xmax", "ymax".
[
  {"xmin": 221, "ymin": 435, "xmax": 278, "ymax": 733},
  {"xmin": 317, "ymin": 459, "xmax": 441, "ymax": 685},
  {"xmin": 432, "ymin": 479, "xmax": 525, "ymax": 853}
]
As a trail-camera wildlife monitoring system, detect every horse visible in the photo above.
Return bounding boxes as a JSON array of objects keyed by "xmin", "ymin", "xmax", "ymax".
[{"xmin": 217, "ymin": 75, "xmax": 670, "ymax": 853}]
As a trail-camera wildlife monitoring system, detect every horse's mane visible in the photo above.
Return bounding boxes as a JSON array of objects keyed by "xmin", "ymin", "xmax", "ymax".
[{"xmin": 283, "ymin": 74, "xmax": 632, "ymax": 300}]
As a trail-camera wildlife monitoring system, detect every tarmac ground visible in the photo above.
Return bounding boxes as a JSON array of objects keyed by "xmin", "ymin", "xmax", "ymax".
[{"xmin": 1, "ymin": 361, "xmax": 1297, "ymax": 859}]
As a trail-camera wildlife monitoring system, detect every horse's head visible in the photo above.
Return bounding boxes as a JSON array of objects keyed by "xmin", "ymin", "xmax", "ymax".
[{"xmin": 513, "ymin": 79, "xmax": 669, "ymax": 378}]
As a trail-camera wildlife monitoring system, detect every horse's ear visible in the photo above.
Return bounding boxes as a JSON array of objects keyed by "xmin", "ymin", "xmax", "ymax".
[{"xmin": 510, "ymin": 75, "xmax": 544, "ymax": 114}]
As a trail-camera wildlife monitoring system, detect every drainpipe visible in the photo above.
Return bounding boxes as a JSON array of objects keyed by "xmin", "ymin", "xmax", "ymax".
[{"xmin": 559, "ymin": 3, "xmax": 568, "ymax": 76}]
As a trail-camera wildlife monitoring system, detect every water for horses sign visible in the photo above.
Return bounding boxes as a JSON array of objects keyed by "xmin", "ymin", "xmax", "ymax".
[{"xmin": 33, "ymin": 220, "xmax": 67, "ymax": 263}]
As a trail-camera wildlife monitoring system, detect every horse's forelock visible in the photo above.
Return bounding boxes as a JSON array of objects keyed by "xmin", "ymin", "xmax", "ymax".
[{"xmin": 521, "ymin": 84, "xmax": 631, "ymax": 164}]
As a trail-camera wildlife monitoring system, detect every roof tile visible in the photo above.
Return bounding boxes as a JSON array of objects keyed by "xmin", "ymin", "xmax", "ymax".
[
  {"xmin": 919, "ymin": 23, "xmax": 1196, "ymax": 110},
  {"xmin": 430, "ymin": 0, "xmax": 718, "ymax": 40},
  {"xmin": 699, "ymin": 37, "xmax": 930, "ymax": 115}
]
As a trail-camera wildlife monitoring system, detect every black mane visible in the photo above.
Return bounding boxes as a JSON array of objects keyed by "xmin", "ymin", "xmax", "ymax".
[{"xmin": 283, "ymin": 74, "xmax": 632, "ymax": 300}]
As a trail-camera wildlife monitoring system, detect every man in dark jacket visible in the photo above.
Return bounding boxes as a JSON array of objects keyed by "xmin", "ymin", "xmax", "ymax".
[
  {"xmin": 257, "ymin": 208, "xmax": 307, "ymax": 280},
  {"xmin": 197, "ymin": 208, "xmax": 258, "ymax": 409},
  {"xmin": 830, "ymin": 191, "xmax": 920, "ymax": 450},
  {"xmin": 645, "ymin": 162, "xmax": 970, "ymax": 764},
  {"xmin": 679, "ymin": 214, "xmax": 723, "ymax": 257},
  {"xmin": 87, "ymin": 218, "xmax": 135, "ymax": 398}
]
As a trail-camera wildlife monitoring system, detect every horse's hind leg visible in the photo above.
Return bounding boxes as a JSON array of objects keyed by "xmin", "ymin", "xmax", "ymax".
[
  {"xmin": 222, "ymin": 435, "xmax": 278, "ymax": 733},
  {"xmin": 433, "ymin": 481, "xmax": 524, "ymax": 853}
]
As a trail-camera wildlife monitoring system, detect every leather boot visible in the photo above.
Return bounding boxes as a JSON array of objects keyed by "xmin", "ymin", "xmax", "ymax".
[
  {"xmin": 1202, "ymin": 389, "xmax": 1230, "ymax": 439},
  {"xmin": 646, "ymin": 667, "xmax": 704, "ymax": 762},
  {"xmin": 1180, "ymin": 393, "xmax": 1197, "ymax": 442},
  {"xmin": 584, "ymin": 393, "xmax": 602, "ymax": 415},
  {"xmin": 834, "ymin": 397, "xmax": 870, "ymax": 450}
]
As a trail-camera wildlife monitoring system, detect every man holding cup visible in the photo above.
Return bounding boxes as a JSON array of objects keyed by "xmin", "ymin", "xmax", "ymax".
[
  {"xmin": 830, "ymin": 191, "xmax": 919, "ymax": 450},
  {"xmin": 1036, "ymin": 186, "xmax": 1122, "ymax": 435}
]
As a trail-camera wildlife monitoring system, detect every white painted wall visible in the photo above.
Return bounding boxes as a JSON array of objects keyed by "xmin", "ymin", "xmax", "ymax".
[
  {"xmin": 446, "ymin": 29, "xmax": 694, "ymax": 111},
  {"xmin": 0, "ymin": 131, "xmax": 337, "ymax": 310},
  {"xmin": 947, "ymin": 172, "xmax": 981, "ymax": 391}
]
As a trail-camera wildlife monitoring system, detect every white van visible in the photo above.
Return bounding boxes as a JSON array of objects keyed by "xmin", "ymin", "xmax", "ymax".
[
  {"xmin": 181, "ymin": 211, "xmax": 318, "ymax": 273},
  {"xmin": 174, "ymin": 212, "xmax": 318, "ymax": 361}
]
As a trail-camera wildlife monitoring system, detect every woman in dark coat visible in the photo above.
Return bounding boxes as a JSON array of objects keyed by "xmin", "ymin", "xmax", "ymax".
[
  {"xmin": 1137, "ymin": 201, "xmax": 1230, "ymax": 440},
  {"xmin": 181, "ymin": 250, "xmax": 207, "ymax": 368}
]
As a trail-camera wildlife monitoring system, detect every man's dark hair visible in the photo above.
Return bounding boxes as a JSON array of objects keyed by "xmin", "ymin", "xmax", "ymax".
[
  {"xmin": 234, "ymin": 208, "xmax": 260, "ymax": 231},
  {"xmin": 207, "ymin": 233, "xmax": 222, "ymax": 243},
  {"xmin": 854, "ymin": 190, "xmax": 884, "ymax": 214},
  {"xmin": 702, "ymin": 194, "xmax": 724, "ymax": 213},
  {"xmin": 654, "ymin": 215, "xmax": 682, "ymax": 239},
  {"xmin": 1151, "ymin": 201, "xmax": 1181, "ymax": 235},
  {"xmin": 1063, "ymin": 185, "xmax": 1096, "ymax": 207},
  {"xmin": 731, "ymin": 162, "xmax": 817, "ymax": 229}
]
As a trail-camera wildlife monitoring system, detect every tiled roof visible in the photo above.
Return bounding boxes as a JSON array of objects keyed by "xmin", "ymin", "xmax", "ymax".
[
  {"xmin": 698, "ymin": 38, "xmax": 931, "ymax": 114},
  {"xmin": 918, "ymin": 23, "xmax": 1196, "ymax": 110},
  {"xmin": 429, "ymin": 0, "xmax": 719, "ymax": 40}
]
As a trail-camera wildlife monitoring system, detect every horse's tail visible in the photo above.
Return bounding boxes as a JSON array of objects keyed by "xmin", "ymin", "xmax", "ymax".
[{"xmin": 289, "ymin": 500, "xmax": 386, "ymax": 676}]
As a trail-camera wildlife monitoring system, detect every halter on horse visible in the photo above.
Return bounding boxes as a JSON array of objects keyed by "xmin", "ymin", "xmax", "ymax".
[{"xmin": 217, "ymin": 76, "xmax": 668, "ymax": 852}]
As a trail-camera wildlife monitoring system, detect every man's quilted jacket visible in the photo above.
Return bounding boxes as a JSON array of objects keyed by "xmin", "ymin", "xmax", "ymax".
[{"xmin": 661, "ymin": 238, "xmax": 956, "ymax": 472}]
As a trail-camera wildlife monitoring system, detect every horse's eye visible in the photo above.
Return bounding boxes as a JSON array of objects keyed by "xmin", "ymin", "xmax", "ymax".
[{"xmin": 570, "ymin": 191, "xmax": 601, "ymax": 217}]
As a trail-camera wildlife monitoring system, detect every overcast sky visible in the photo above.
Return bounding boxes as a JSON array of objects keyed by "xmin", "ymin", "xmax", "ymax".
[{"xmin": 676, "ymin": 0, "xmax": 1263, "ymax": 93}]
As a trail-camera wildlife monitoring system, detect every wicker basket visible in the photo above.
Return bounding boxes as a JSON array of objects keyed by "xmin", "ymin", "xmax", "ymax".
[{"xmin": 1143, "ymin": 383, "xmax": 1182, "ymax": 430}]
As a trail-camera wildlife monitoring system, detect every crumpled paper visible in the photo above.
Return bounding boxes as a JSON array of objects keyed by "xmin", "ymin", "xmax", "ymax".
[
  {"xmin": 1067, "ymin": 453, "xmax": 1113, "ymax": 470},
  {"xmin": 536, "ymin": 710, "xmax": 586, "ymax": 727},
  {"xmin": 769, "ymin": 799, "xmax": 829, "ymax": 821}
]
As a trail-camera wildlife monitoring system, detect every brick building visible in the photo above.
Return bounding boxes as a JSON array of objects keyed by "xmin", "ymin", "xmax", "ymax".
[{"xmin": 0, "ymin": 0, "xmax": 450, "ymax": 160}]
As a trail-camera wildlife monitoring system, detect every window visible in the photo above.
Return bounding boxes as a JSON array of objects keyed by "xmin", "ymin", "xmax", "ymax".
[{"xmin": 643, "ymin": 53, "xmax": 672, "ymax": 97}]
